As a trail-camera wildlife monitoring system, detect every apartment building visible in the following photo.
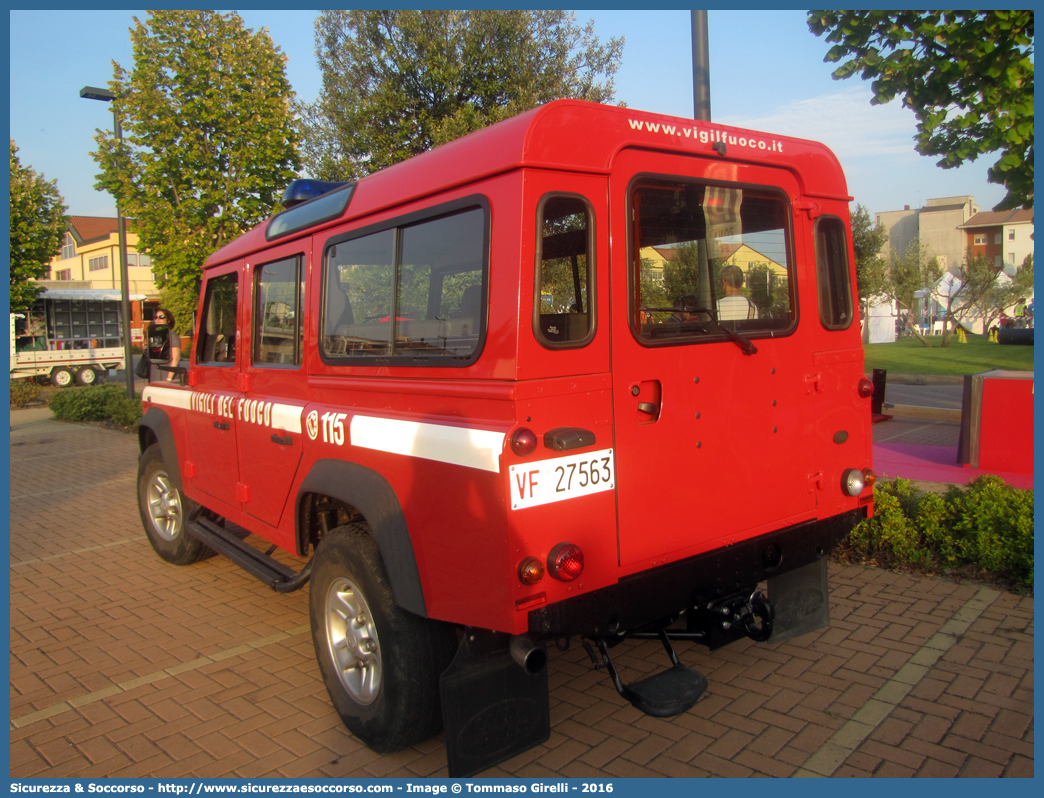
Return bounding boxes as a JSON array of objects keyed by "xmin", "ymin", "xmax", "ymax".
[{"xmin": 958, "ymin": 208, "xmax": 1034, "ymax": 276}]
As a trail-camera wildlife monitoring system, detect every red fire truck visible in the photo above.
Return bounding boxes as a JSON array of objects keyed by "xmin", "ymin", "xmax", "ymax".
[{"xmin": 136, "ymin": 100, "xmax": 874, "ymax": 775}]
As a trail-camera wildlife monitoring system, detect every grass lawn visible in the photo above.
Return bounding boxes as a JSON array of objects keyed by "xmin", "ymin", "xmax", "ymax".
[{"xmin": 864, "ymin": 333, "xmax": 1035, "ymax": 376}]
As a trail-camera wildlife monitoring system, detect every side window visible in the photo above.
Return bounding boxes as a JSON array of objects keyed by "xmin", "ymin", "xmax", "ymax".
[
  {"xmin": 196, "ymin": 272, "xmax": 239, "ymax": 365},
  {"xmin": 535, "ymin": 195, "xmax": 594, "ymax": 347},
  {"xmin": 815, "ymin": 216, "xmax": 854, "ymax": 330},
  {"xmin": 321, "ymin": 204, "xmax": 488, "ymax": 364},
  {"xmin": 253, "ymin": 255, "xmax": 304, "ymax": 366}
]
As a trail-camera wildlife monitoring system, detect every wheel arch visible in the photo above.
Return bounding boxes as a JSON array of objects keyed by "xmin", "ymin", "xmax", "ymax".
[
  {"xmin": 138, "ymin": 406, "xmax": 184, "ymax": 492},
  {"xmin": 297, "ymin": 459, "xmax": 427, "ymax": 618}
]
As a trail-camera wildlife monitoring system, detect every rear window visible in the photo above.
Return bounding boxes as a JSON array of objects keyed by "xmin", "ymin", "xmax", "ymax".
[
  {"xmin": 630, "ymin": 179, "xmax": 795, "ymax": 344},
  {"xmin": 320, "ymin": 201, "xmax": 489, "ymax": 366}
]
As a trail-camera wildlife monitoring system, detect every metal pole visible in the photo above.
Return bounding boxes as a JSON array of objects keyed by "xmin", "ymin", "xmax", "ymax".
[
  {"xmin": 81, "ymin": 86, "xmax": 135, "ymax": 399},
  {"xmin": 115, "ymin": 108, "xmax": 134, "ymax": 400},
  {"xmin": 691, "ymin": 10, "xmax": 711, "ymax": 121}
]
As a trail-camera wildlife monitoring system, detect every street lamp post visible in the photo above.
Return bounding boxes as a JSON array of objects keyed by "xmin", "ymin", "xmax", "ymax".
[
  {"xmin": 691, "ymin": 11, "xmax": 711, "ymax": 122},
  {"xmin": 80, "ymin": 86, "xmax": 135, "ymax": 399}
]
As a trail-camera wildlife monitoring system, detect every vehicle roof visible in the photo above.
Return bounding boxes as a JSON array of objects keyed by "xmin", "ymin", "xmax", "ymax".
[{"xmin": 207, "ymin": 99, "xmax": 850, "ymax": 268}]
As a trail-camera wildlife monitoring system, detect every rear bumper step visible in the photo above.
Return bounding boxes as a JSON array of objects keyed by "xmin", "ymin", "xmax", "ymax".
[
  {"xmin": 589, "ymin": 630, "xmax": 707, "ymax": 717},
  {"xmin": 186, "ymin": 508, "xmax": 311, "ymax": 592}
]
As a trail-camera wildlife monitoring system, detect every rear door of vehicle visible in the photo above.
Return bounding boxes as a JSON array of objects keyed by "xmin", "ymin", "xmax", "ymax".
[{"xmin": 608, "ymin": 148, "xmax": 817, "ymax": 569}]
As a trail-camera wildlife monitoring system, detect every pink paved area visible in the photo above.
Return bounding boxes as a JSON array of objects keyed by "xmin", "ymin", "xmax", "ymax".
[{"xmin": 873, "ymin": 442, "xmax": 1034, "ymax": 490}]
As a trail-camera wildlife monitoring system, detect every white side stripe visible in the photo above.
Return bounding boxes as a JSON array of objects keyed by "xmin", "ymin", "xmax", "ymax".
[
  {"xmin": 144, "ymin": 386, "xmax": 303, "ymax": 434},
  {"xmin": 350, "ymin": 415, "xmax": 505, "ymax": 473},
  {"xmin": 270, "ymin": 403, "xmax": 303, "ymax": 434},
  {"xmin": 142, "ymin": 385, "xmax": 192, "ymax": 409}
]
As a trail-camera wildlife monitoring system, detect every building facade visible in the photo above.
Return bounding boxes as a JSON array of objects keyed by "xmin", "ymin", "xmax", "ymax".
[
  {"xmin": 44, "ymin": 216, "xmax": 163, "ymax": 342},
  {"xmin": 875, "ymin": 196, "xmax": 979, "ymax": 273},
  {"xmin": 958, "ymin": 208, "xmax": 1034, "ymax": 276}
]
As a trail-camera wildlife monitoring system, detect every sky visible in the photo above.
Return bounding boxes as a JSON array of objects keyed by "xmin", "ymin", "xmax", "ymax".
[{"xmin": 9, "ymin": 9, "xmax": 1008, "ymax": 220}]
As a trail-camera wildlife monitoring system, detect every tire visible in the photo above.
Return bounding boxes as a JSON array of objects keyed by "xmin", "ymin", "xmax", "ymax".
[
  {"xmin": 51, "ymin": 367, "xmax": 74, "ymax": 388},
  {"xmin": 75, "ymin": 367, "xmax": 98, "ymax": 386},
  {"xmin": 137, "ymin": 444, "xmax": 216, "ymax": 565},
  {"xmin": 310, "ymin": 523, "xmax": 457, "ymax": 752}
]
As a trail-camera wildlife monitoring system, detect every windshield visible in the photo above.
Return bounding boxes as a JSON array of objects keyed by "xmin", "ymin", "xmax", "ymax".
[{"xmin": 632, "ymin": 180, "xmax": 795, "ymax": 343}]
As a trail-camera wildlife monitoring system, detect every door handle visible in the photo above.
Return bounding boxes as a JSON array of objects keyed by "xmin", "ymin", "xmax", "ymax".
[
  {"xmin": 634, "ymin": 379, "xmax": 662, "ymax": 424},
  {"xmin": 271, "ymin": 434, "xmax": 293, "ymax": 446},
  {"xmin": 213, "ymin": 421, "xmax": 230, "ymax": 430}
]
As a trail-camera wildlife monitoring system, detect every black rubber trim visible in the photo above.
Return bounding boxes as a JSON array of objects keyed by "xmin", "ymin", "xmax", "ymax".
[
  {"xmin": 297, "ymin": 459, "xmax": 427, "ymax": 617},
  {"xmin": 529, "ymin": 508, "xmax": 865, "ymax": 638},
  {"xmin": 138, "ymin": 407, "xmax": 183, "ymax": 492}
]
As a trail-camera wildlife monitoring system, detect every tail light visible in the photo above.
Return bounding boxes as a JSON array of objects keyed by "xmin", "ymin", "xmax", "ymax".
[
  {"xmin": 518, "ymin": 557, "xmax": 544, "ymax": 585},
  {"xmin": 857, "ymin": 377, "xmax": 874, "ymax": 398},
  {"xmin": 511, "ymin": 427, "xmax": 538, "ymax": 456},
  {"xmin": 862, "ymin": 468, "xmax": 876, "ymax": 489},
  {"xmin": 547, "ymin": 542, "xmax": 584, "ymax": 581}
]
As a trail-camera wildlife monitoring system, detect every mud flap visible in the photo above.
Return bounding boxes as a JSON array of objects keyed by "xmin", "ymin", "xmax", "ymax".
[
  {"xmin": 767, "ymin": 556, "xmax": 831, "ymax": 643},
  {"xmin": 440, "ymin": 629, "xmax": 550, "ymax": 777}
]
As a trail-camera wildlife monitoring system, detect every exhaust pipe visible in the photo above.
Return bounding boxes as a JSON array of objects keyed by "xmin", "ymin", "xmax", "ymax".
[{"xmin": 509, "ymin": 635, "xmax": 547, "ymax": 675}]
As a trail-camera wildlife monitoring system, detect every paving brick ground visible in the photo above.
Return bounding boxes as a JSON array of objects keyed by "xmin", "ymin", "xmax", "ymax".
[{"xmin": 8, "ymin": 408, "xmax": 1034, "ymax": 778}]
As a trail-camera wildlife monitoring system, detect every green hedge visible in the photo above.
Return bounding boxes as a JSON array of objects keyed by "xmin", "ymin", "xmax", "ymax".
[
  {"xmin": 48, "ymin": 383, "xmax": 143, "ymax": 428},
  {"xmin": 837, "ymin": 477, "xmax": 1034, "ymax": 591},
  {"xmin": 10, "ymin": 379, "xmax": 40, "ymax": 408}
]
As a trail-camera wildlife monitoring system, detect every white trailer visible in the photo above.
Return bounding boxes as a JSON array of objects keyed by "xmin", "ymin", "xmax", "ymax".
[{"xmin": 10, "ymin": 288, "xmax": 145, "ymax": 387}]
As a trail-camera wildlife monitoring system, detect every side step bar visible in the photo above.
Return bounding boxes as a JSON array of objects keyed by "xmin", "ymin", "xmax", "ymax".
[{"xmin": 185, "ymin": 508, "xmax": 311, "ymax": 593}]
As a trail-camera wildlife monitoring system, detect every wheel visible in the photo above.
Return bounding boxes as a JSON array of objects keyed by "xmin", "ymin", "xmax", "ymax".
[
  {"xmin": 75, "ymin": 367, "xmax": 98, "ymax": 386},
  {"xmin": 137, "ymin": 444, "xmax": 215, "ymax": 565},
  {"xmin": 310, "ymin": 523, "xmax": 457, "ymax": 752},
  {"xmin": 51, "ymin": 367, "xmax": 74, "ymax": 388}
]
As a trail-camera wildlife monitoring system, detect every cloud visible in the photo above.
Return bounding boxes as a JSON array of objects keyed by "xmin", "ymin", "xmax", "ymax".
[{"xmin": 716, "ymin": 86, "xmax": 921, "ymax": 159}]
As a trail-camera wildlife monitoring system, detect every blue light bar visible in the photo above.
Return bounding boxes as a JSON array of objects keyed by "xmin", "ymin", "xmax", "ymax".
[
  {"xmin": 266, "ymin": 181, "xmax": 356, "ymax": 241},
  {"xmin": 280, "ymin": 179, "xmax": 352, "ymax": 209}
]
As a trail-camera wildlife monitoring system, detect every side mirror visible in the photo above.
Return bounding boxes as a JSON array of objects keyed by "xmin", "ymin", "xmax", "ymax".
[{"xmin": 146, "ymin": 322, "xmax": 172, "ymax": 363}]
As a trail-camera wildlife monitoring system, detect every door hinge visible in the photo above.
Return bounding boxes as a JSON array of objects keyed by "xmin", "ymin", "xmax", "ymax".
[
  {"xmin": 795, "ymin": 200, "xmax": 821, "ymax": 217},
  {"xmin": 807, "ymin": 471, "xmax": 823, "ymax": 492},
  {"xmin": 805, "ymin": 373, "xmax": 823, "ymax": 394},
  {"xmin": 237, "ymin": 372, "xmax": 251, "ymax": 393},
  {"xmin": 236, "ymin": 482, "xmax": 251, "ymax": 503}
]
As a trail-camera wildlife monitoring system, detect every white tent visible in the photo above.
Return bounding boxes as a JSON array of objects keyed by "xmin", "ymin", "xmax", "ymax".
[{"xmin": 861, "ymin": 293, "xmax": 896, "ymax": 344}]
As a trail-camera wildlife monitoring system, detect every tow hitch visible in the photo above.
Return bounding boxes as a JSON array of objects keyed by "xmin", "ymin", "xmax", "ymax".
[{"xmin": 581, "ymin": 591, "xmax": 776, "ymax": 718}]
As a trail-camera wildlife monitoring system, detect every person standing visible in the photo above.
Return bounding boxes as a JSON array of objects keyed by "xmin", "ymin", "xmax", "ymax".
[
  {"xmin": 149, "ymin": 308, "xmax": 182, "ymax": 382},
  {"xmin": 716, "ymin": 265, "xmax": 758, "ymax": 320}
]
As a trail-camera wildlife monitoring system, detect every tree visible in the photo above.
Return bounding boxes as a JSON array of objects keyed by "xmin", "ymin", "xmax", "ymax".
[
  {"xmin": 889, "ymin": 241, "xmax": 941, "ymax": 347},
  {"xmin": 808, "ymin": 11, "xmax": 1034, "ymax": 211},
  {"xmin": 92, "ymin": 11, "xmax": 301, "ymax": 293},
  {"xmin": 301, "ymin": 10, "xmax": 623, "ymax": 180},
  {"xmin": 968, "ymin": 252, "xmax": 1034, "ymax": 333},
  {"xmin": 10, "ymin": 140, "xmax": 68, "ymax": 313},
  {"xmin": 849, "ymin": 203, "xmax": 890, "ymax": 303}
]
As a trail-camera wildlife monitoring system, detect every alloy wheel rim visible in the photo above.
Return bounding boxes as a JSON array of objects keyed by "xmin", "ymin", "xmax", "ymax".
[
  {"xmin": 146, "ymin": 470, "xmax": 182, "ymax": 541},
  {"xmin": 325, "ymin": 577, "xmax": 382, "ymax": 705}
]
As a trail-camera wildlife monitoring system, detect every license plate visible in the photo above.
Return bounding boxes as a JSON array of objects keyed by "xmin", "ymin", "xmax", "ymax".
[{"xmin": 509, "ymin": 448, "xmax": 615, "ymax": 510}]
